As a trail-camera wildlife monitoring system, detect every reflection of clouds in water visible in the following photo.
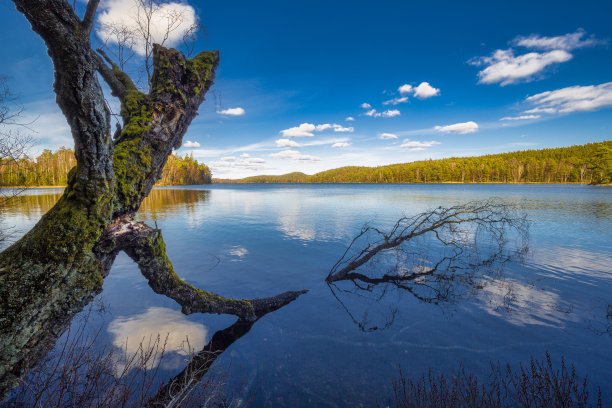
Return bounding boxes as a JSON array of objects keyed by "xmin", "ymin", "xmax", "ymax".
[
  {"xmin": 275, "ymin": 198, "xmax": 355, "ymax": 242},
  {"xmin": 278, "ymin": 212, "xmax": 317, "ymax": 241},
  {"xmin": 185, "ymin": 205, "xmax": 207, "ymax": 229},
  {"xmin": 226, "ymin": 245, "xmax": 248, "ymax": 260},
  {"xmin": 477, "ymin": 278, "xmax": 574, "ymax": 328},
  {"xmin": 531, "ymin": 247, "xmax": 612, "ymax": 281},
  {"xmin": 108, "ymin": 307, "xmax": 208, "ymax": 372}
]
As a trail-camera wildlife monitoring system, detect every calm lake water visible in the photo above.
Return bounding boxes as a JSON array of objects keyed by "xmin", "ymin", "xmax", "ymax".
[{"xmin": 2, "ymin": 184, "xmax": 612, "ymax": 406}]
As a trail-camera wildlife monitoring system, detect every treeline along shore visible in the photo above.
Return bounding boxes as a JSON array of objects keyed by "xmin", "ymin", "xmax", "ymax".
[
  {"xmin": 1, "ymin": 142, "xmax": 610, "ymax": 187},
  {"xmin": 219, "ymin": 141, "xmax": 611, "ymax": 185},
  {"xmin": 0, "ymin": 148, "xmax": 211, "ymax": 187}
]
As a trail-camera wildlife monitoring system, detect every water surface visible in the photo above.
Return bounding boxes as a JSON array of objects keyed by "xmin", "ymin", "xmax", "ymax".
[{"xmin": 2, "ymin": 184, "xmax": 611, "ymax": 406}]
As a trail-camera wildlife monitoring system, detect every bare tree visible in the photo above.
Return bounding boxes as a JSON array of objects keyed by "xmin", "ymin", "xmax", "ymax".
[
  {"xmin": 0, "ymin": 0, "xmax": 305, "ymax": 399},
  {"xmin": 97, "ymin": 0, "xmax": 201, "ymax": 86},
  {"xmin": 0, "ymin": 76, "xmax": 32, "ymax": 244}
]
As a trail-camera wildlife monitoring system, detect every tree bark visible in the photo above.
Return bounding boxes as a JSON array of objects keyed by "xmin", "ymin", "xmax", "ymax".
[{"xmin": 0, "ymin": 0, "xmax": 304, "ymax": 397}]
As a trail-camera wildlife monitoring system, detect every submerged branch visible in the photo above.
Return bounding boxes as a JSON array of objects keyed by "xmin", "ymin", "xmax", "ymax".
[
  {"xmin": 327, "ymin": 199, "xmax": 528, "ymax": 284},
  {"xmin": 96, "ymin": 217, "xmax": 307, "ymax": 322}
]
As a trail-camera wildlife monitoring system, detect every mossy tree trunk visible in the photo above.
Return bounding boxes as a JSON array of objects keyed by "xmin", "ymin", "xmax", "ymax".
[{"xmin": 0, "ymin": 0, "xmax": 304, "ymax": 397}]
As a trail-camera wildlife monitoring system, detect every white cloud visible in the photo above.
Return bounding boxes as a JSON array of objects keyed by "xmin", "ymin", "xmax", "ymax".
[
  {"xmin": 217, "ymin": 107, "xmax": 245, "ymax": 116},
  {"xmin": 382, "ymin": 109, "xmax": 400, "ymax": 117},
  {"xmin": 399, "ymin": 139, "xmax": 440, "ymax": 150},
  {"xmin": 331, "ymin": 142, "xmax": 351, "ymax": 148},
  {"xmin": 221, "ymin": 156, "xmax": 237, "ymax": 161},
  {"xmin": 383, "ymin": 96, "xmax": 409, "ymax": 105},
  {"xmin": 413, "ymin": 82, "xmax": 440, "ymax": 99},
  {"xmin": 360, "ymin": 102, "xmax": 372, "ymax": 109},
  {"xmin": 379, "ymin": 132, "xmax": 398, "ymax": 140},
  {"xmin": 513, "ymin": 29, "xmax": 603, "ymax": 51},
  {"xmin": 280, "ymin": 123, "xmax": 316, "ymax": 137},
  {"xmin": 275, "ymin": 138, "xmax": 302, "ymax": 148},
  {"xmin": 365, "ymin": 108, "xmax": 400, "ymax": 118},
  {"xmin": 183, "ymin": 140, "xmax": 200, "ymax": 148},
  {"xmin": 345, "ymin": 116, "xmax": 355, "ymax": 121},
  {"xmin": 471, "ymin": 49, "xmax": 572, "ymax": 85},
  {"xmin": 500, "ymin": 115, "xmax": 541, "ymax": 121},
  {"xmin": 240, "ymin": 153, "xmax": 251, "ymax": 158},
  {"xmin": 269, "ymin": 150, "xmax": 320, "ymax": 161},
  {"xmin": 524, "ymin": 82, "xmax": 612, "ymax": 114},
  {"xmin": 332, "ymin": 125, "xmax": 354, "ymax": 132},
  {"xmin": 97, "ymin": 0, "xmax": 197, "ymax": 56},
  {"xmin": 398, "ymin": 84, "xmax": 413, "ymax": 95},
  {"xmin": 280, "ymin": 122, "xmax": 354, "ymax": 138},
  {"xmin": 434, "ymin": 121, "xmax": 479, "ymax": 134}
]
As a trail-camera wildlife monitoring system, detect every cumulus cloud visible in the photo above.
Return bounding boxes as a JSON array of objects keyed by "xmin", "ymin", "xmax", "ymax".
[
  {"xmin": 360, "ymin": 102, "xmax": 372, "ymax": 109},
  {"xmin": 345, "ymin": 116, "xmax": 355, "ymax": 121},
  {"xmin": 513, "ymin": 29, "xmax": 603, "ymax": 51},
  {"xmin": 183, "ymin": 140, "xmax": 200, "ymax": 148},
  {"xmin": 470, "ymin": 30, "xmax": 602, "ymax": 86},
  {"xmin": 399, "ymin": 139, "xmax": 441, "ymax": 150},
  {"xmin": 382, "ymin": 109, "xmax": 400, "ymax": 117},
  {"xmin": 500, "ymin": 115, "xmax": 541, "ymax": 121},
  {"xmin": 524, "ymin": 82, "xmax": 612, "ymax": 114},
  {"xmin": 275, "ymin": 138, "xmax": 302, "ymax": 148},
  {"xmin": 280, "ymin": 123, "xmax": 316, "ymax": 137},
  {"xmin": 413, "ymin": 82, "xmax": 440, "ymax": 99},
  {"xmin": 379, "ymin": 132, "xmax": 398, "ymax": 140},
  {"xmin": 365, "ymin": 109, "xmax": 400, "ymax": 118},
  {"xmin": 97, "ymin": 0, "xmax": 197, "ymax": 56},
  {"xmin": 332, "ymin": 125, "xmax": 354, "ymax": 132},
  {"xmin": 471, "ymin": 49, "xmax": 572, "ymax": 85},
  {"xmin": 217, "ymin": 107, "xmax": 245, "ymax": 116},
  {"xmin": 434, "ymin": 121, "xmax": 479, "ymax": 134},
  {"xmin": 269, "ymin": 150, "xmax": 320, "ymax": 161},
  {"xmin": 331, "ymin": 142, "xmax": 351, "ymax": 148},
  {"xmin": 398, "ymin": 84, "xmax": 413, "ymax": 95},
  {"xmin": 383, "ymin": 96, "xmax": 409, "ymax": 105},
  {"xmin": 280, "ymin": 122, "xmax": 353, "ymax": 137}
]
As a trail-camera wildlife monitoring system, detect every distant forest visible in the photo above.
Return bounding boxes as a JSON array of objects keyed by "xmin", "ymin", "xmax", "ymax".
[
  {"xmin": 0, "ymin": 148, "xmax": 212, "ymax": 187},
  {"xmin": 236, "ymin": 141, "xmax": 612, "ymax": 184}
]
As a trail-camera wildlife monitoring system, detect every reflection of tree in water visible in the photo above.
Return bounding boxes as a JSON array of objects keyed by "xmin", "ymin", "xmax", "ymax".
[
  {"xmin": 1, "ymin": 191, "xmax": 64, "ymax": 216},
  {"xmin": 139, "ymin": 189, "xmax": 210, "ymax": 217},
  {"xmin": 326, "ymin": 200, "xmax": 530, "ymax": 331},
  {"xmin": 4, "ymin": 302, "xmax": 276, "ymax": 407}
]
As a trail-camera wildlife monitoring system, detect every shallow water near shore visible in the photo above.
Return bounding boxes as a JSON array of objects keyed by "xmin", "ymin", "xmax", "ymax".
[{"xmin": 2, "ymin": 183, "xmax": 611, "ymax": 406}]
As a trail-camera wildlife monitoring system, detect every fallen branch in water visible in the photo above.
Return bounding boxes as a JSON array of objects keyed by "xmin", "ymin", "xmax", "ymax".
[{"xmin": 327, "ymin": 199, "xmax": 528, "ymax": 286}]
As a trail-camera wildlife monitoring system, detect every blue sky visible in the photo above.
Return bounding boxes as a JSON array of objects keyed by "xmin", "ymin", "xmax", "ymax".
[{"xmin": 1, "ymin": 0, "xmax": 611, "ymax": 178}]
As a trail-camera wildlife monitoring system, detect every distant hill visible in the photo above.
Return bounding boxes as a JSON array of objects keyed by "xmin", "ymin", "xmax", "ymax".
[{"xmin": 228, "ymin": 141, "xmax": 611, "ymax": 185}]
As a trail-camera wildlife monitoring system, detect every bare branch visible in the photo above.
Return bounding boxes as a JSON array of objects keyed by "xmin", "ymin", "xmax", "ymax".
[
  {"xmin": 80, "ymin": 0, "xmax": 100, "ymax": 34},
  {"xmin": 93, "ymin": 52, "xmax": 128, "ymax": 99}
]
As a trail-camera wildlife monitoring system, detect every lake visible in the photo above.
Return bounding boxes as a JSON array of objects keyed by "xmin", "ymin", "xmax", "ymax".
[{"xmin": 2, "ymin": 184, "xmax": 611, "ymax": 406}]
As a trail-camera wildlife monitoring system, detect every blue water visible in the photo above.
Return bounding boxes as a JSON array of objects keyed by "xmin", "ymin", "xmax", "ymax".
[{"xmin": 3, "ymin": 184, "xmax": 612, "ymax": 406}]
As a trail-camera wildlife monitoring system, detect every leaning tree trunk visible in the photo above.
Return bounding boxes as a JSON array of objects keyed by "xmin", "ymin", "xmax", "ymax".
[{"xmin": 0, "ymin": 0, "xmax": 304, "ymax": 397}]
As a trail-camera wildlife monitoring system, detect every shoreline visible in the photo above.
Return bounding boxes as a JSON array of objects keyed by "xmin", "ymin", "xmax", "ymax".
[{"xmin": 2, "ymin": 181, "xmax": 610, "ymax": 189}]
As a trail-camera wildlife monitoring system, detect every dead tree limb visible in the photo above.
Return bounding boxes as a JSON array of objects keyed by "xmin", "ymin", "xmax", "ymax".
[{"xmin": 327, "ymin": 199, "xmax": 528, "ymax": 284}]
